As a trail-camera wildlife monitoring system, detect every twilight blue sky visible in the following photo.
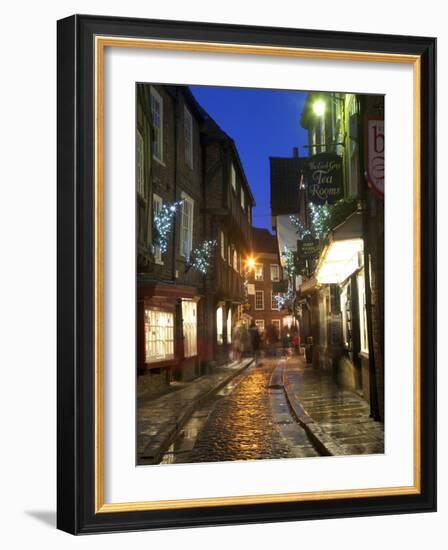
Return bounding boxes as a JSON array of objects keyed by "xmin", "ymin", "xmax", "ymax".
[{"xmin": 190, "ymin": 85, "xmax": 309, "ymax": 232}]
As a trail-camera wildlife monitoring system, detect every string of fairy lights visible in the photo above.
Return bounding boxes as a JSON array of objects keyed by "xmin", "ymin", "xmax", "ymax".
[{"xmin": 152, "ymin": 199, "xmax": 217, "ymax": 276}]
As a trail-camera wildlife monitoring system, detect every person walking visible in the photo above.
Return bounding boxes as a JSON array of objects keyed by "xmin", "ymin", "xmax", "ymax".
[{"xmin": 249, "ymin": 321, "xmax": 261, "ymax": 367}]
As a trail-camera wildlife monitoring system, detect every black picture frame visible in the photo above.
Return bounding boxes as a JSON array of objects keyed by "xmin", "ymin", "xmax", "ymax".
[{"xmin": 57, "ymin": 14, "xmax": 436, "ymax": 535}]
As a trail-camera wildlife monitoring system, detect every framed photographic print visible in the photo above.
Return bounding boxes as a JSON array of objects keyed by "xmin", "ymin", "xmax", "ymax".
[{"xmin": 57, "ymin": 14, "xmax": 436, "ymax": 534}]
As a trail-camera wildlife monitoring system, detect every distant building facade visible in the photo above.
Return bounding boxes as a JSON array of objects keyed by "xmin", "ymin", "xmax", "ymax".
[{"xmin": 246, "ymin": 228, "xmax": 293, "ymax": 337}]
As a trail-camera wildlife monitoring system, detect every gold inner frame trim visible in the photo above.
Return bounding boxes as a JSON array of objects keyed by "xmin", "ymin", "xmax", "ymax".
[{"xmin": 94, "ymin": 35, "xmax": 421, "ymax": 514}]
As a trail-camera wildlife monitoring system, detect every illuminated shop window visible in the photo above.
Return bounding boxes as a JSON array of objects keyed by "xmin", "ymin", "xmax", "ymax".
[
  {"xmin": 227, "ymin": 308, "xmax": 232, "ymax": 343},
  {"xmin": 144, "ymin": 309, "xmax": 174, "ymax": 362},
  {"xmin": 182, "ymin": 300, "xmax": 197, "ymax": 358},
  {"xmin": 357, "ymin": 270, "xmax": 369, "ymax": 354},
  {"xmin": 216, "ymin": 306, "xmax": 223, "ymax": 345}
]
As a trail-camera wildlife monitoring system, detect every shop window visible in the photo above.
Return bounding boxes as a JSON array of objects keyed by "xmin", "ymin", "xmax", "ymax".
[
  {"xmin": 227, "ymin": 309, "xmax": 232, "ymax": 343},
  {"xmin": 144, "ymin": 309, "xmax": 174, "ymax": 362},
  {"xmin": 216, "ymin": 306, "xmax": 223, "ymax": 345},
  {"xmin": 182, "ymin": 300, "xmax": 197, "ymax": 358},
  {"xmin": 272, "ymin": 319, "xmax": 281, "ymax": 333},
  {"xmin": 340, "ymin": 282, "xmax": 350, "ymax": 348},
  {"xmin": 357, "ymin": 270, "xmax": 369, "ymax": 354},
  {"xmin": 255, "ymin": 320, "xmax": 265, "ymax": 333}
]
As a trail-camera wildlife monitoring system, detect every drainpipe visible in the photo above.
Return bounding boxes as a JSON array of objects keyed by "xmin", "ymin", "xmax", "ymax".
[
  {"xmin": 172, "ymin": 97, "xmax": 179, "ymax": 282},
  {"xmin": 358, "ymin": 95, "xmax": 381, "ymax": 421}
]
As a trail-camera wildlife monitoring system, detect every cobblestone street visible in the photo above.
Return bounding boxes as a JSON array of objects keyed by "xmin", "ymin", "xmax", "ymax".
[{"xmin": 160, "ymin": 358, "xmax": 319, "ymax": 464}]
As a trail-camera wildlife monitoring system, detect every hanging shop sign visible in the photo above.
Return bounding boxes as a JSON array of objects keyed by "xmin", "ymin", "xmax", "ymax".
[
  {"xmin": 365, "ymin": 116, "xmax": 384, "ymax": 198},
  {"xmin": 297, "ymin": 234, "xmax": 319, "ymax": 259},
  {"xmin": 247, "ymin": 283, "xmax": 255, "ymax": 295},
  {"xmin": 304, "ymin": 152, "xmax": 343, "ymax": 205}
]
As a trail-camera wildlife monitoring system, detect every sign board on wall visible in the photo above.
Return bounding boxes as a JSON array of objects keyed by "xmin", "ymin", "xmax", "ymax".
[
  {"xmin": 297, "ymin": 234, "xmax": 319, "ymax": 259},
  {"xmin": 365, "ymin": 116, "xmax": 384, "ymax": 197}
]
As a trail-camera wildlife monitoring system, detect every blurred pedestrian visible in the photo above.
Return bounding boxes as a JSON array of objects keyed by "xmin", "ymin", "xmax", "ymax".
[
  {"xmin": 249, "ymin": 320, "xmax": 261, "ymax": 367},
  {"xmin": 265, "ymin": 323, "xmax": 279, "ymax": 357},
  {"xmin": 281, "ymin": 327, "xmax": 291, "ymax": 356}
]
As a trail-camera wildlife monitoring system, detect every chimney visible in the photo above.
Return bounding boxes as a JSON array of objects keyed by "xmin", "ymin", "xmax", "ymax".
[{"xmin": 292, "ymin": 147, "xmax": 299, "ymax": 158}]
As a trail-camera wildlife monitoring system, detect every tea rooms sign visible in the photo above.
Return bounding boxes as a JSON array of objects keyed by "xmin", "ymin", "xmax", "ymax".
[{"xmin": 304, "ymin": 153, "xmax": 343, "ymax": 205}]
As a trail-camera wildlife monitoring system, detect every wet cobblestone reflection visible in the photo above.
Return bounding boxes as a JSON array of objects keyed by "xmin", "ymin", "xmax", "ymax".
[{"xmin": 161, "ymin": 359, "xmax": 318, "ymax": 464}]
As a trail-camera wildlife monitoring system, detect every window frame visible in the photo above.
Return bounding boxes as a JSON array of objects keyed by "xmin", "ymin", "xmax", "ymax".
[
  {"xmin": 149, "ymin": 86, "xmax": 164, "ymax": 163},
  {"xmin": 254, "ymin": 264, "xmax": 264, "ymax": 281},
  {"xmin": 255, "ymin": 290, "xmax": 265, "ymax": 311},
  {"xmin": 230, "ymin": 162, "xmax": 236, "ymax": 193},
  {"xmin": 152, "ymin": 193, "xmax": 164, "ymax": 264},
  {"xmin": 271, "ymin": 291, "xmax": 281, "ymax": 310},
  {"xmin": 179, "ymin": 192, "xmax": 194, "ymax": 258},
  {"xmin": 184, "ymin": 105, "xmax": 193, "ymax": 169},
  {"xmin": 270, "ymin": 264, "xmax": 280, "ymax": 282}
]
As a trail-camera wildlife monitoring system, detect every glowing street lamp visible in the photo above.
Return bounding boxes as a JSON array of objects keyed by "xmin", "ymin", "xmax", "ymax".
[
  {"xmin": 312, "ymin": 99, "xmax": 326, "ymax": 117},
  {"xmin": 246, "ymin": 256, "xmax": 256, "ymax": 270}
]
